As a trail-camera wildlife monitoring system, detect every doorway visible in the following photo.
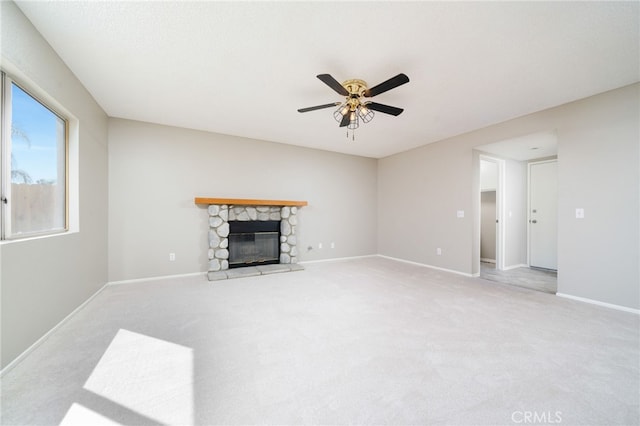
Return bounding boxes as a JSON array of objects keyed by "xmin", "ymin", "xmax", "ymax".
[
  {"xmin": 475, "ymin": 131, "xmax": 558, "ymax": 294},
  {"xmin": 480, "ymin": 159, "xmax": 558, "ymax": 293}
]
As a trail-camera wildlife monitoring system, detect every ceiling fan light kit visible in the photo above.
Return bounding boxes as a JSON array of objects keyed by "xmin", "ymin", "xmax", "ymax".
[{"xmin": 298, "ymin": 73, "xmax": 409, "ymax": 140}]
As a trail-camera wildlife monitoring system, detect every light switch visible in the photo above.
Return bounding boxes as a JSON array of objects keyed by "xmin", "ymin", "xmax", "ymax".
[
  {"xmin": 457, "ymin": 210, "xmax": 465, "ymax": 218},
  {"xmin": 575, "ymin": 208, "xmax": 585, "ymax": 219}
]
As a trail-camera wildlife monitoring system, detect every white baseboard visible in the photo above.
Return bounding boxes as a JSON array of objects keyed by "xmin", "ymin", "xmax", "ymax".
[
  {"xmin": 502, "ymin": 263, "xmax": 528, "ymax": 271},
  {"xmin": 1, "ymin": 282, "xmax": 110, "ymax": 378},
  {"xmin": 556, "ymin": 293, "xmax": 640, "ymax": 315},
  {"xmin": 108, "ymin": 271, "xmax": 206, "ymax": 286},
  {"xmin": 299, "ymin": 254, "xmax": 378, "ymax": 265},
  {"xmin": 377, "ymin": 255, "xmax": 475, "ymax": 278}
]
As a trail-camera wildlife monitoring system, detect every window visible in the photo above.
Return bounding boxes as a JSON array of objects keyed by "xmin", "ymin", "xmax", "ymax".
[{"xmin": 1, "ymin": 71, "xmax": 68, "ymax": 240}]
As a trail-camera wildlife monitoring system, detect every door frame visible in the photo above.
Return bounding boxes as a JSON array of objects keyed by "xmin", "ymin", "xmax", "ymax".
[
  {"xmin": 479, "ymin": 155, "xmax": 506, "ymax": 270},
  {"xmin": 527, "ymin": 159, "xmax": 558, "ymax": 268}
]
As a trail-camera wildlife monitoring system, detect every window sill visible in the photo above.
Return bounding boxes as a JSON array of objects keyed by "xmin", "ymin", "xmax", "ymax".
[{"xmin": 0, "ymin": 229, "xmax": 75, "ymax": 245}]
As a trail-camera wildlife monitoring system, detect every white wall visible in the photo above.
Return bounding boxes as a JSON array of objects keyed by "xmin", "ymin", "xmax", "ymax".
[
  {"xmin": 556, "ymin": 86, "xmax": 639, "ymax": 307},
  {"xmin": 1, "ymin": 2, "xmax": 109, "ymax": 369},
  {"xmin": 480, "ymin": 160, "xmax": 497, "ymax": 191},
  {"xmin": 378, "ymin": 140, "xmax": 475, "ymax": 273},
  {"xmin": 379, "ymin": 83, "xmax": 639, "ymax": 309},
  {"xmin": 504, "ymin": 159, "xmax": 527, "ymax": 268},
  {"xmin": 108, "ymin": 119, "xmax": 378, "ymax": 282}
]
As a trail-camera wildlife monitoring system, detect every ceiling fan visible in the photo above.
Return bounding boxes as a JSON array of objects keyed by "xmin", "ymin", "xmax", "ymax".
[{"xmin": 297, "ymin": 73, "xmax": 410, "ymax": 133}]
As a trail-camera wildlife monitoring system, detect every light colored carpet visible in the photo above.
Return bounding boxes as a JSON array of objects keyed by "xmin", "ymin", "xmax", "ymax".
[{"xmin": 1, "ymin": 257, "xmax": 638, "ymax": 425}]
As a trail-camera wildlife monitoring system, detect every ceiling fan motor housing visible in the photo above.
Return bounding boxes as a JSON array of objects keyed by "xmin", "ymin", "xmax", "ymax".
[
  {"xmin": 343, "ymin": 79, "xmax": 368, "ymax": 96},
  {"xmin": 342, "ymin": 79, "xmax": 368, "ymax": 111}
]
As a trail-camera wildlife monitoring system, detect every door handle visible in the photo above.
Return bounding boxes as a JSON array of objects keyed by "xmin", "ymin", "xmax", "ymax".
[{"xmin": 531, "ymin": 220, "xmax": 537, "ymax": 224}]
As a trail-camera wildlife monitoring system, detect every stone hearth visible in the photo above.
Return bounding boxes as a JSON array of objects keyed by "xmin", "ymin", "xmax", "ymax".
[{"xmin": 207, "ymin": 263, "xmax": 305, "ymax": 281}]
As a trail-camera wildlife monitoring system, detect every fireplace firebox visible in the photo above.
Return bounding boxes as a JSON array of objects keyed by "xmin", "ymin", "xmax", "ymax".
[{"xmin": 228, "ymin": 220, "xmax": 280, "ymax": 268}]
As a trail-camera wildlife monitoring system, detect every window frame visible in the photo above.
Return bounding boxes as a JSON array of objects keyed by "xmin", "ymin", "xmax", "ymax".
[{"xmin": 1, "ymin": 70, "xmax": 70, "ymax": 241}]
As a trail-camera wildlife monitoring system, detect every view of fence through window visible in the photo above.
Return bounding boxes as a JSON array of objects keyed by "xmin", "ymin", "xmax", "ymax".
[{"xmin": 9, "ymin": 82, "xmax": 66, "ymax": 236}]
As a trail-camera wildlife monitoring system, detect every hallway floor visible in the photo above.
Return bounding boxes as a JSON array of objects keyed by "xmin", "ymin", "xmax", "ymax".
[{"xmin": 480, "ymin": 262, "xmax": 557, "ymax": 294}]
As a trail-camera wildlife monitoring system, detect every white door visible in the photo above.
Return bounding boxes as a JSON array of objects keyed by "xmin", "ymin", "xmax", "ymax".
[{"xmin": 529, "ymin": 160, "xmax": 558, "ymax": 270}]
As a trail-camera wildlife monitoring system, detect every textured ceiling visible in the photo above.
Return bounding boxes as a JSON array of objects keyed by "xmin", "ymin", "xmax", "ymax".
[{"xmin": 15, "ymin": 1, "xmax": 640, "ymax": 159}]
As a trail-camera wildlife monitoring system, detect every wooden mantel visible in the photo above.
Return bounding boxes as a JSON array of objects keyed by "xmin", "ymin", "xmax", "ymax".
[{"xmin": 195, "ymin": 197, "xmax": 307, "ymax": 207}]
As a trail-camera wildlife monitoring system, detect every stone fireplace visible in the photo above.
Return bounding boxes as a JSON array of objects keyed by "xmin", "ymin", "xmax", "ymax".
[{"xmin": 196, "ymin": 198, "xmax": 306, "ymax": 280}]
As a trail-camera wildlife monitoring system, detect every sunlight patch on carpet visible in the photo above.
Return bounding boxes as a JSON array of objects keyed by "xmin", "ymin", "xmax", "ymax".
[
  {"xmin": 60, "ymin": 403, "xmax": 124, "ymax": 425},
  {"xmin": 80, "ymin": 329, "xmax": 194, "ymax": 425}
]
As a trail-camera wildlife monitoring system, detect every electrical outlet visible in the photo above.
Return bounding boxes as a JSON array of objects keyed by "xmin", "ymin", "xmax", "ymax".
[
  {"xmin": 331, "ymin": 242, "xmax": 335, "ymax": 249},
  {"xmin": 169, "ymin": 253, "xmax": 176, "ymax": 261},
  {"xmin": 457, "ymin": 210, "xmax": 465, "ymax": 218},
  {"xmin": 318, "ymin": 243, "xmax": 323, "ymax": 249},
  {"xmin": 576, "ymin": 208, "xmax": 585, "ymax": 219},
  {"xmin": 436, "ymin": 248, "xmax": 442, "ymax": 255}
]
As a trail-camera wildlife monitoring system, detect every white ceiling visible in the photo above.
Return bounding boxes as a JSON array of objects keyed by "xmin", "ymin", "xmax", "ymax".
[
  {"xmin": 476, "ymin": 130, "xmax": 558, "ymax": 162},
  {"xmin": 16, "ymin": 1, "xmax": 639, "ymax": 159}
]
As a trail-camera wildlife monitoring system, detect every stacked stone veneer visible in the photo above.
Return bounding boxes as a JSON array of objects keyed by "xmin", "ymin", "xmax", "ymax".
[{"xmin": 207, "ymin": 204, "xmax": 299, "ymax": 272}]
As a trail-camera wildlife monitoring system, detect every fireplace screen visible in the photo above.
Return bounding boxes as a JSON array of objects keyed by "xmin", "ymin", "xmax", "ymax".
[{"xmin": 228, "ymin": 221, "xmax": 280, "ymax": 268}]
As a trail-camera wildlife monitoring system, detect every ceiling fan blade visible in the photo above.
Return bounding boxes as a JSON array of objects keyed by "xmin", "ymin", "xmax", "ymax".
[
  {"xmin": 297, "ymin": 102, "xmax": 341, "ymax": 113},
  {"xmin": 339, "ymin": 111, "xmax": 351, "ymax": 127},
  {"xmin": 364, "ymin": 73, "xmax": 410, "ymax": 97},
  {"xmin": 366, "ymin": 102, "xmax": 404, "ymax": 116},
  {"xmin": 317, "ymin": 74, "xmax": 349, "ymax": 96}
]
